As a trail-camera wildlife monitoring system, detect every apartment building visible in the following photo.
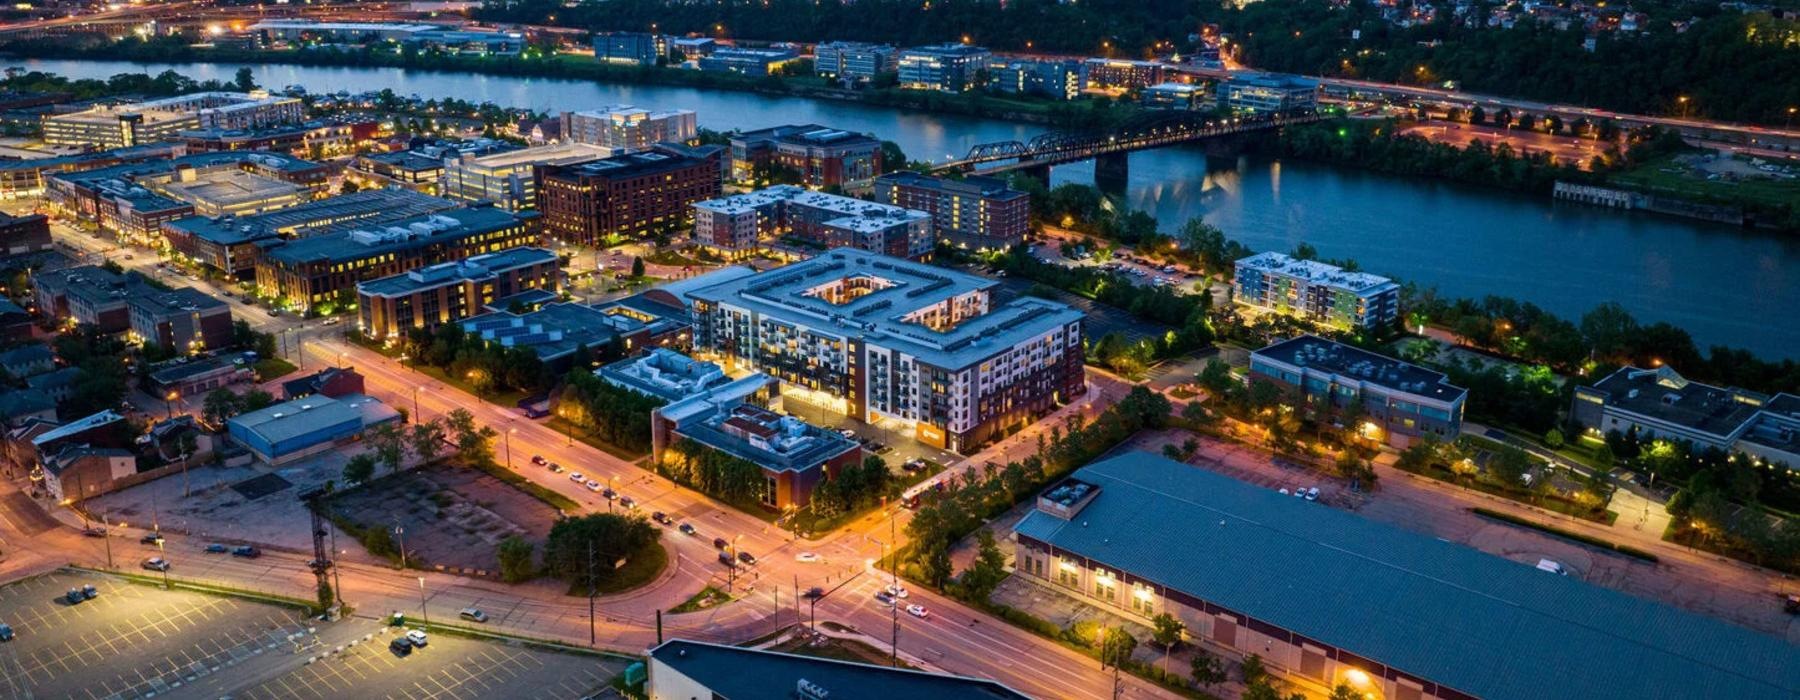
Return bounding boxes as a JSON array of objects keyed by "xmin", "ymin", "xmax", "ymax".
[
  {"xmin": 536, "ymin": 146, "xmax": 723, "ymax": 245},
  {"xmin": 356, "ymin": 246, "xmax": 560, "ymax": 340},
  {"xmin": 872, "ymin": 171, "xmax": 1028, "ymax": 250},
  {"xmin": 691, "ymin": 186, "xmax": 932, "ymax": 259},
  {"xmin": 0, "ymin": 142, "xmax": 186, "ymax": 200},
  {"xmin": 1249, "ymin": 335, "xmax": 1467, "ymax": 447},
  {"xmin": 728, "ymin": 124, "xmax": 883, "ymax": 189},
  {"xmin": 441, "ymin": 142, "xmax": 614, "ymax": 211},
  {"xmin": 814, "ymin": 41, "xmax": 899, "ymax": 82},
  {"xmin": 0, "ymin": 212, "xmax": 50, "ymax": 255},
  {"xmin": 1571, "ymin": 366, "xmax": 1800, "ymax": 470},
  {"xmin": 1082, "ymin": 58, "xmax": 1167, "ymax": 90},
  {"xmin": 126, "ymin": 287, "xmax": 233, "ymax": 352},
  {"xmin": 560, "ymin": 106, "xmax": 698, "ymax": 152},
  {"xmin": 1013, "ymin": 452, "xmax": 1800, "ymax": 700},
  {"xmin": 255, "ymin": 205, "xmax": 540, "ymax": 314},
  {"xmin": 1233, "ymin": 251, "xmax": 1400, "ymax": 331},
  {"xmin": 987, "ymin": 58, "xmax": 1085, "ymax": 101},
  {"xmin": 650, "ymin": 373, "xmax": 863, "ymax": 510},
  {"xmin": 897, "ymin": 43, "xmax": 992, "ymax": 92},
  {"xmin": 43, "ymin": 92, "xmax": 304, "ymax": 148},
  {"xmin": 687, "ymin": 249, "xmax": 1085, "ymax": 453},
  {"xmin": 162, "ymin": 189, "xmax": 459, "ymax": 278}
]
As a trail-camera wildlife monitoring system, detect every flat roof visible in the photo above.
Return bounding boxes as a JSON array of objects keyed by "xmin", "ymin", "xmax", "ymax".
[
  {"xmin": 648, "ymin": 639, "xmax": 1028, "ymax": 700},
  {"xmin": 598, "ymin": 348, "xmax": 728, "ymax": 402},
  {"xmin": 1254, "ymin": 334, "xmax": 1467, "ymax": 404},
  {"xmin": 901, "ymin": 43, "xmax": 991, "ymax": 57},
  {"xmin": 1235, "ymin": 251, "xmax": 1397, "ymax": 295},
  {"xmin": 262, "ymin": 207, "xmax": 531, "ymax": 266},
  {"xmin": 453, "ymin": 142, "xmax": 612, "ymax": 171},
  {"xmin": 227, "ymin": 393, "xmax": 396, "ymax": 445},
  {"xmin": 685, "ymin": 249, "xmax": 1083, "ymax": 369},
  {"xmin": 1015, "ymin": 452, "xmax": 1800, "ymax": 700},
  {"xmin": 542, "ymin": 149, "xmax": 708, "ymax": 180},
  {"xmin": 875, "ymin": 171, "xmax": 1026, "ymax": 200},
  {"xmin": 1586, "ymin": 366, "xmax": 1778, "ymax": 441},
  {"xmin": 167, "ymin": 189, "xmax": 458, "ymax": 246},
  {"xmin": 147, "ymin": 351, "xmax": 258, "ymax": 384},
  {"xmin": 459, "ymin": 302, "xmax": 624, "ymax": 362},
  {"xmin": 153, "ymin": 169, "xmax": 304, "ymax": 207},
  {"xmin": 677, "ymin": 402, "xmax": 860, "ymax": 473},
  {"xmin": 357, "ymin": 246, "xmax": 556, "ymax": 297},
  {"xmin": 127, "ymin": 286, "xmax": 228, "ymax": 317}
]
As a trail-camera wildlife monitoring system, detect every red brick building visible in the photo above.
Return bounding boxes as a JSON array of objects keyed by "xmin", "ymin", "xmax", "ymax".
[{"xmin": 536, "ymin": 145, "xmax": 722, "ymax": 245}]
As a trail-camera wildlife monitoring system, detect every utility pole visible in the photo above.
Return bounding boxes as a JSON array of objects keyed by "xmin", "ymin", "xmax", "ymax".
[
  {"xmin": 100, "ymin": 513, "xmax": 114, "ymax": 569},
  {"xmin": 394, "ymin": 517, "xmax": 408, "ymax": 570},
  {"xmin": 587, "ymin": 540, "xmax": 597, "ymax": 646},
  {"xmin": 890, "ymin": 513, "xmax": 899, "ymax": 667},
  {"xmin": 418, "ymin": 577, "xmax": 429, "ymax": 626}
]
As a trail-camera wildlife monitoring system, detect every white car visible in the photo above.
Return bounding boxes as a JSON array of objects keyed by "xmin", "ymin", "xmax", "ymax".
[
  {"xmin": 406, "ymin": 629, "xmax": 428, "ymax": 647},
  {"xmin": 884, "ymin": 584, "xmax": 908, "ymax": 599},
  {"xmin": 905, "ymin": 604, "xmax": 929, "ymax": 619},
  {"xmin": 586, "ymin": 481, "xmax": 603, "ymax": 492},
  {"xmin": 568, "ymin": 472, "xmax": 586, "ymax": 483},
  {"xmin": 795, "ymin": 552, "xmax": 821, "ymax": 563}
]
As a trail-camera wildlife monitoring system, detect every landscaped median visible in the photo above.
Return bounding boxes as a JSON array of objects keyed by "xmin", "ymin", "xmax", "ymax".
[{"xmin": 1469, "ymin": 507, "xmax": 1660, "ymax": 562}]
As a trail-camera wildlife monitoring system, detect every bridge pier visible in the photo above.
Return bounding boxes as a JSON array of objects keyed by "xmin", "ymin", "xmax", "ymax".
[{"xmin": 1094, "ymin": 152, "xmax": 1129, "ymax": 194}]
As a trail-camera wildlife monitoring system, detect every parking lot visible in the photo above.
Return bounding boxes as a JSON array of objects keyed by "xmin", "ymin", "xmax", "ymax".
[
  {"xmin": 230, "ymin": 625, "xmax": 620, "ymax": 700},
  {"xmin": 324, "ymin": 465, "xmax": 560, "ymax": 575}
]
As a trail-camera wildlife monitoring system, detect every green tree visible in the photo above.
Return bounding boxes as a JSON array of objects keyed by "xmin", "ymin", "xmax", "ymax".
[
  {"xmin": 364, "ymin": 421, "xmax": 409, "ymax": 474},
  {"xmin": 1189, "ymin": 648, "xmax": 1227, "ymax": 689},
  {"xmin": 233, "ymin": 66, "xmax": 257, "ymax": 92},
  {"xmin": 342, "ymin": 453, "xmax": 377, "ymax": 484},
  {"xmin": 1099, "ymin": 627, "xmax": 1137, "ymax": 669},
  {"xmin": 543, "ymin": 513, "xmax": 659, "ymax": 589},
  {"xmin": 1151, "ymin": 612, "xmax": 1184, "ymax": 666},
  {"xmin": 959, "ymin": 529, "xmax": 1007, "ymax": 601},
  {"xmin": 497, "ymin": 536, "xmax": 536, "ymax": 583},
  {"xmin": 630, "ymin": 256, "xmax": 646, "ymax": 278},
  {"xmin": 201, "ymin": 388, "xmax": 242, "ymax": 426},
  {"xmin": 409, "ymin": 418, "xmax": 447, "ymax": 465},
  {"xmin": 444, "ymin": 408, "xmax": 497, "ymax": 466},
  {"xmin": 1241, "ymin": 654, "xmax": 1269, "ymax": 688},
  {"xmin": 1330, "ymin": 684, "xmax": 1363, "ymax": 700},
  {"xmin": 1543, "ymin": 428, "xmax": 1565, "ymax": 449},
  {"xmin": 241, "ymin": 389, "xmax": 275, "ymax": 412},
  {"xmin": 1489, "ymin": 444, "xmax": 1535, "ymax": 488}
]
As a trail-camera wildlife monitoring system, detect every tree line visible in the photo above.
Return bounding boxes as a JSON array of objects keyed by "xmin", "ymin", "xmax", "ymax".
[{"xmin": 554, "ymin": 371, "xmax": 663, "ymax": 454}]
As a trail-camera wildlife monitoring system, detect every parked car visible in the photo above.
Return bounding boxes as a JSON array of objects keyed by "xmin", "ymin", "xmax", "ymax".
[
  {"xmin": 142, "ymin": 557, "xmax": 170, "ymax": 572},
  {"xmin": 906, "ymin": 604, "xmax": 929, "ymax": 619},
  {"xmin": 0, "ymin": 623, "xmax": 14, "ymax": 641},
  {"xmin": 140, "ymin": 533, "xmax": 164, "ymax": 545},
  {"xmin": 459, "ymin": 608, "xmax": 488, "ymax": 623},
  {"xmin": 64, "ymin": 588, "xmax": 86, "ymax": 605},
  {"xmin": 678, "ymin": 523, "xmax": 698, "ymax": 536},
  {"xmin": 651, "ymin": 512, "xmax": 673, "ymax": 525},
  {"xmin": 81, "ymin": 584, "xmax": 97, "ymax": 600},
  {"xmin": 406, "ymin": 629, "xmax": 428, "ymax": 647},
  {"xmin": 205, "ymin": 543, "xmax": 228, "ymax": 553},
  {"xmin": 568, "ymin": 472, "xmax": 586, "ymax": 483},
  {"xmin": 1536, "ymin": 559, "xmax": 1568, "ymax": 576},
  {"xmin": 231, "ymin": 545, "xmax": 261, "ymax": 558},
  {"xmin": 884, "ymin": 584, "xmax": 908, "ymax": 599},
  {"xmin": 390, "ymin": 637, "xmax": 414, "ymax": 656},
  {"xmin": 618, "ymin": 496, "xmax": 637, "ymax": 509},
  {"xmin": 81, "ymin": 527, "xmax": 105, "ymax": 538},
  {"xmin": 1304, "ymin": 487, "xmax": 1320, "ymax": 501},
  {"xmin": 717, "ymin": 551, "xmax": 736, "ymax": 568}
]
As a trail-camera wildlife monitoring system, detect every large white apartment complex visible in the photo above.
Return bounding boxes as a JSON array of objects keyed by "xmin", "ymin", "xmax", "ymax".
[
  {"xmin": 1233, "ymin": 251, "xmax": 1400, "ymax": 330},
  {"xmin": 685, "ymin": 249, "xmax": 1085, "ymax": 453},
  {"xmin": 691, "ymin": 186, "xmax": 932, "ymax": 259},
  {"xmin": 559, "ymin": 106, "xmax": 698, "ymax": 152},
  {"xmin": 43, "ymin": 92, "xmax": 305, "ymax": 149},
  {"xmin": 440, "ymin": 142, "xmax": 614, "ymax": 211}
]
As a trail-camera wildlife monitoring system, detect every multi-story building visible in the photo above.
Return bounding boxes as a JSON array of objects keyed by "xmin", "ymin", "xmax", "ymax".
[
  {"xmin": 1223, "ymin": 72, "xmax": 1320, "ymax": 114},
  {"xmin": 0, "ymin": 142, "xmax": 186, "ymax": 200},
  {"xmin": 1233, "ymin": 252, "xmax": 1400, "ymax": 331},
  {"xmin": 403, "ymin": 29, "xmax": 524, "ymax": 56},
  {"xmin": 32, "ymin": 265, "xmax": 140, "ymax": 332},
  {"xmin": 559, "ymin": 106, "xmax": 698, "ymax": 152},
  {"xmin": 1082, "ymin": 58, "xmax": 1167, "ymax": 91},
  {"xmin": 692, "ymin": 186, "xmax": 932, "ymax": 259},
  {"xmin": 593, "ymin": 32, "xmax": 665, "ymax": 66},
  {"xmin": 688, "ymin": 249, "xmax": 1085, "ymax": 453},
  {"xmin": 135, "ymin": 165, "xmax": 310, "ymax": 218},
  {"xmin": 1249, "ymin": 335, "xmax": 1466, "ymax": 447},
  {"xmin": 1013, "ymin": 451, "xmax": 1800, "ymax": 700},
  {"xmin": 873, "ymin": 171, "xmax": 1028, "ymax": 250},
  {"xmin": 668, "ymin": 37, "xmax": 717, "ymax": 59},
  {"xmin": 351, "ymin": 151, "xmax": 448, "ymax": 193},
  {"xmin": 536, "ymin": 146, "xmax": 723, "ymax": 245},
  {"xmin": 1140, "ymin": 82, "xmax": 1207, "ymax": 110},
  {"xmin": 728, "ymin": 124, "xmax": 883, "ymax": 189},
  {"xmin": 255, "ymin": 205, "xmax": 540, "ymax": 314},
  {"xmin": 45, "ymin": 151, "xmax": 328, "ymax": 245},
  {"xmin": 356, "ymin": 246, "xmax": 560, "ymax": 340},
  {"xmin": 162, "ymin": 189, "xmax": 459, "ymax": 278},
  {"xmin": 248, "ymin": 20, "xmax": 438, "ymax": 45},
  {"xmin": 698, "ymin": 47, "xmax": 800, "ymax": 75},
  {"xmin": 0, "ymin": 212, "xmax": 50, "ymax": 255},
  {"xmin": 987, "ymin": 59, "xmax": 1084, "ymax": 101},
  {"xmin": 126, "ymin": 287, "xmax": 232, "ymax": 353},
  {"xmin": 600, "ymin": 348, "xmax": 732, "ymax": 402},
  {"xmin": 814, "ymin": 41, "xmax": 898, "ymax": 83},
  {"xmin": 1571, "ymin": 366, "xmax": 1800, "ymax": 469},
  {"xmin": 650, "ymin": 373, "xmax": 864, "ymax": 509},
  {"xmin": 897, "ymin": 43, "xmax": 992, "ymax": 92},
  {"xmin": 441, "ymin": 142, "xmax": 614, "ymax": 212},
  {"xmin": 43, "ymin": 92, "xmax": 304, "ymax": 148}
]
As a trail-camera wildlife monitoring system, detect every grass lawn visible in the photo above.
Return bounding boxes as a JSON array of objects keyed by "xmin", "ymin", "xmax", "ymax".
[
  {"xmin": 591, "ymin": 541, "xmax": 668, "ymax": 595},
  {"xmin": 253, "ymin": 357, "xmax": 298, "ymax": 382},
  {"xmin": 668, "ymin": 586, "xmax": 732, "ymax": 614},
  {"xmin": 642, "ymin": 250, "xmax": 701, "ymax": 267},
  {"xmin": 1610, "ymin": 153, "xmax": 1800, "ymax": 212},
  {"xmin": 471, "ymin": 460, "xmax": 582, "ymax": 512}
]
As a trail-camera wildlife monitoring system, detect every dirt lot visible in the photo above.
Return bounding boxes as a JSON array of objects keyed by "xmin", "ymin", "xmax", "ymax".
[{"xmin": 325, "ymin": 466, "xmax": 560, "ymax": 575}]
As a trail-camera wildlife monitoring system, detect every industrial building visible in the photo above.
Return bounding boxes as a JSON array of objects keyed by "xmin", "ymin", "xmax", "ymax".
[
  {"xmin": 645, "ymin": 640, "xmax": 1030, "ymax": 700},
  {"xmin": 873, "ymin": 171, "xmax": 1029, "ymax": 250},
  {"xmin": 1250, "ymin": 335, "xmax": 1467, "ymax": 447},
  {"xmin": 356, "ymin": 246, "xmax": 561, "ymax": 340},
  {"xmin": 227, "ymin": 393, "xmax": 400, "ymax": 465},
  {"xmin": 687, "ymin": 249, "xmax": 1085, "ymax": 453},
  {"xmin": 1233, "ymin": 251, "xmax": 1400, "ymax": 331},
  {"xmin": 1013, "ymin": 451, "xmax": 1800, "ymax": 700}
]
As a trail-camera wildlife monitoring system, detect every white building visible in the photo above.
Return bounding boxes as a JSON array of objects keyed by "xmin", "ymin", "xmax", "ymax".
[{"xmin": 560, "ymin": 106, "xmax": 698, "ymax": 153}]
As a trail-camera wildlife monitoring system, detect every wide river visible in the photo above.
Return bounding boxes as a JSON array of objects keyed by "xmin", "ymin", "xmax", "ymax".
[{"xmin": 17, "ymin": 59, "xmax": 1798, "ymax": 359}]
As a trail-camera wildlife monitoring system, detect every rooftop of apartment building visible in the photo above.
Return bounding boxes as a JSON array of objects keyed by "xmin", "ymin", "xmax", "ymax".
[
  {"xmin": 357, "ymin": 246, "xmax": 557, "ymax": 298},
  {"xmin": 875, "ymin": 171, "xmax": 1026, "ymax": 200},
  {"xmin": 127, "ymin": 286, "xmax": 228, "ymax": 318},
  {"xmin": 1015, "ymin": 451, "xmax": 1800, "ymax": 700},
  {"xmin": 597, "ymin": 348, "xmax": 730, "ymax": 402},
  {"xmin": 149, "ymin": 167, "xmax": 304, "ymax": 207},
  {"xmin": 1585, "ymin": 365, "xmax": 1798, "ymax": 442},
  {"xmin": 166, "ymin": 189, "xmax": 459, "ymax": 246},
  {"xmin": 566, "ymin": 105, "xmax": 696, "ymax": 122},
  {"xmin": 1235, "ymin": 251, "xmax": 1397, "ymax": 294},
  {"xmin": 541, "ymin": 148, "xmax": 716, "ymax": 180},
  {"xmin": 1254, "ymin": 334, "xmax": 1467, "ymax": 403},
  {"xmin": 694, "ymin": 187, "xmax": 923, "ymax": 228},
  {"xmin": 731, "ymin": 124, "xmax": 879, "ymax": 149},
  {"xmin": 458, "ymin": 302, "xmax": 634, "ymax": 362},
  {"xmin": 686, "ymin": 248, "xmax": 1083, "ymax": 369},
  {"xmin": 33, "ymin": 264, "xmax": 139, "ymax": 306},
  {"xmin": 677, "ymin": 402, "xmax": 860, "ymax": 473},
  {"xmin": 260, "ymin": 206, "xmax": 532, "ymax": 266},
  {"xmin": 450, "ymin": 142, "xmax": 614, "ymax": 171}
]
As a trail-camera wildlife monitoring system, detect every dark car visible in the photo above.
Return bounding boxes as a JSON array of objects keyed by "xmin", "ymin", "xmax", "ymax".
[
  {"xmin": 530, "ymin": 455, "xmax": 547, "ymax": 466},
  {"xmin": 600, "ymin": 488, "xmax": 618, "ymax": 501},
  {"xmin": 651, "ymin": 512, "xmax": 673, "ymax": 525},
  {"xmin": 140, "ymin": 533, "xmax": 164, "ymax": 546},
  {"xmin": 231, "ymin": 545, "xmax": 261, "ymax": 559},
  {"xmin": 205, "ymin": 543, "xmax": 228, "ymax": 554},
  {"xmin": 81, "ymin": 527, "xmax": 105, "ymax": 538},
  {"xmin": 678, "ymin": 523, "xmax": 697, "ymax": 536},
  {"xmin": 80, "ymin": 584, "xmax": 97, "ymax": 600},
  {"xmin": 717, "ymin": 551, "xmax": 736, "ymax": 568},
  {"xmin": 64, "ymin": 589, "xmax": 85, "ymax": 605},
  {"xmin": 712, "ymin": 537, "xmax": 728, "ymax": 550},
  {"xmin": 390, "ymin": 637, "xmax": 413, "ymax": 656},
  {"xmin": 736, "ymin": 551, "xmax": 757, "ymax": 566}
]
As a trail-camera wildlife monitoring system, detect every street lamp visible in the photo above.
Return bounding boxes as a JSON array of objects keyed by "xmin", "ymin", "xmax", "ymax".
[
  {"xmin": 164, "ymin": 390, "xmax": 178, "ymax": 419},
  {"xmin": 505, "ymin": 427, "xmax": 516, "ymax": 469},
  {"xmin": 412, "ymin": 385, "xmax": 422, "ymax": 418}
]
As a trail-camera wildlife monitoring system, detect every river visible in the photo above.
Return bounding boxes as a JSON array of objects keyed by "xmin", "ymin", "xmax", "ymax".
[{"xmin": 16, "ymin": 58, "xmax": 1799, "ymax": 360}]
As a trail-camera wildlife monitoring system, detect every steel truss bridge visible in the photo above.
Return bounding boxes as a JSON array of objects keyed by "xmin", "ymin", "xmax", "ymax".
[{"xmin": 931, "ymin": 111, "xmax": 1328, "ymax": 176}]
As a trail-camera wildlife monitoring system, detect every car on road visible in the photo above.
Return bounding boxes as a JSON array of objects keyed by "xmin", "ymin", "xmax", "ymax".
[
  {"xmin": 736, "ymin": 551, "xmax": 756, "ymax": 566},
  {"xmin": 618, "ymin": 496, "xmax": 637, "ymax": 509},
  {"xmin": 678, "ymin": 523, "xmax": 698, "ymax": 536},
  {"xmin": 795, "ymin": 552, "xmax": 821, "ymax": 563},
  {"xmin": 81, "ymin": 527, "xmax": 105, "ymax": 538},
  {"xmin": 549, "ymin": 463, "xmax": 564, "ymax": 473},
  {"xmin": 1304, "ymin": 487, "xmax": 1320, "ymax": 501},
  {"xmin": 231, "ymin": 545, "xmax": 261, "ymax": 558},
  {"xmin": 717, "ymin": 551, "xmax": 736, "ymax": 568},
  {"xmin": 651, "ymin": 512, "xmax": 673, "ymax": 525},
  {"xmin": 140, "ymin": 533, "xmax": 164, "ymax": 545},
  {"xmin": 142, "ymin": 557, "xmax": 170, "ymax": 572},
  {"xmin": 905, "ymin": 604, "xmax": 929, "ymax": 619},
  {"xmin": 586, "ymin": 481, "xmax": 603, "ymax": 492},
  {"xmin": 531, "ymin": 455, "xmax": 547, "ymax": 466},
  {"xmin": 406, "ymin": 629, "xmax": 428, "ymax": 647},
  {"xmin": 205, "ymin": 543, "xmax": 228, "ymax": 553},
  {"xmin": 568, "ymin": 472, "xmax": 586, "ymax": 483},
  {"xmin": 322, "ymin": 317, "xmax": 341, "ymax": 326},
  {"xmin": 712, "ymin": 537, "xmax": 728, "ymax": 550},
  {"xmin": 874, "ymin": 591, "xmax": 896, "ymax": 607},
  {"xmin": 600, "ymin": 488, "xmax": 617, "ymax": 501},
  {"xmin": 390, "ymin": 637, "xmax": 413, "ymax": 656},
  {"xmin": 0, "ymin": 623, "xmax": 13, "ymax": 641},
  {"xmin": 884, "ymin": 584, "xmax": 908, "ymax": 599},
  {"xmin": 458, "ymin": 608, "xmax": 488, "ymax": 623}
]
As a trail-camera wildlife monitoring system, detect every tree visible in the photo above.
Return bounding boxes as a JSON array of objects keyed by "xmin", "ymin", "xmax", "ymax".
[
  {"xmin": 630, "ymin": 256, "xmax": 646, "ymax": 278},
  {"xmin": 1241, "ymin": 654, "xmax": 1270, "ymax": 688},
  {"xmin": 879, "ymin": 140, "xmax": 908, "ymax": 172},
  {"xmin": 1190, "ymin": 648, "xmax": 1227, "ymax": 689},
  {"xmin": 1489, "ymin": 444, "xmax": 1535, "ymax": 488},
  {"xmin": 409, "ymin": 419, "xmax": 447, "ymax": 465},
  {"xmin": 1150, "ymin": 613, "xmax": 1184, "ymax": 666},
  {"xmin": 233, "ymin": 67, "xmax": 257, "ymax": 92},
  {"xmin": 1543, "ymin": 428, "xmax": 1565, "ymax": 449},
  {"xmin": 444, "ymin": 408, "xmax": 497, "ymax": 466},
  {"xmin": 959, "ymin": 529, "xmax": 1007, "ymax": 601},
  {"xmin": 343, "ymin": 453, "xmax": 377, "ymax": 484},
  {"xmin": 241, "ymin": 389, "xmax": 275, "ymax": 412},
  {"xmin": 201, "ymin": 388, "xmax": 242, "ymax": 426},
  {"xmin": 1330, "ymin": 684, "xmax": 1363, "ymax": 700},
  {"xmin": 364, "ymin": 421, "xmax": 409, "ymax": 474},
  {"xmin": 543, "ymin": 513, "xmax": 659, "ymax": 589},
  {"xmin": 1099, "ymin": 627, "xmax": 1137, "ymax": 669},
  {"xmin": 497, "ymin": 536, "xmax": 536, "ymax": 583}
]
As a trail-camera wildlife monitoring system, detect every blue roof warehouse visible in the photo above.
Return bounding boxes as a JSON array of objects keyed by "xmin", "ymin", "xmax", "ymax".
[{"xmin": 226, "ymin": 393, "xmax": 400, "ymax": 465}]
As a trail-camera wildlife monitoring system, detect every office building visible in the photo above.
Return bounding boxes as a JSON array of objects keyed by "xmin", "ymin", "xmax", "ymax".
[
  {"xmin": 646, "ymin": 640, "xmax": 1029, "ymax": 700},
  {"xmin": 46, "ymin": 151, "xmax": 328, "ymax": 245},
  {"xmin": 1082, "ymin": 58, "xmax": 1167, "ymax": 90},
  {"xmin": 873, "ymin": 171, "xmax": 1028, "ymax": 250},
  {"xmin": 162, "ymin": 189, "xmax": 459, "ymax": 278},
  {"xmin": 0, "ymin": 211, "xmax": 50, "ymax": 255},
  {"xmin": 1233, "ymin": 252, "xmax": 1400, "ymax": 330},
  {"xmin": 688, "ymin": 249, "xmax": 1085, "ymax": 453},
  {"xmin": 126, "ymin": 287, "xmax": 232, "ymax": 353},
  {"xmin": 441, "ymin": 142, "xmax": 614, "ymax": 211},
  {"xmin": 897, "ymin": 43, "xmax": 992, "ymax": 92},
  {"xmin": 356, "ymin": 246, "xmax": 561, "ymax": 340},
  {"xmin": 536, "ymin": 146, "xmax": 722, "ymax": 245},
  {"xmin": 987, "ymin": 59, "xmax": 1085, "ymax": 101},
  {"xmin": 248, "ymin": 20, "xmax": 439, "ymax": 45},
  {"xmin": 560, "ymin": 106, "xmax": 698, "ymax": 152},
  {"xmin": 1571, "ymin": 366, "xmax": 1800, "ymax": 470},
  {"xmin": 1223, "ymin": 72, "xmax": 1320, "ymax": 114},
  {"xmin": 1140, "ymin": 82, "xmax": 1207, "ymax": 110},
  {"xmin": 1250, "ymin": 335, "xmax": 1466, "ymax": 446},
  {"xmin": 255, "ymin": 206, "xmax": 541, "ymax": 314},
  {"xmin": 653, "ymin": 376, "xmax": 863, "ymax": 509},
  {"xmin": 227, "ymin": 393, "xmax": 400, "ymax": 465},
  {"xmin": 692, "ymin": 186, "xmax": 932, "ymax": 259},
  {"xmin": 668, "ymin": 37, "xmax": 717, "ymax": 59},
  {"xmin": 43, "ymin": 92, "xmax": 304, "ymax": 148},
  {"xmin": 136, "ymin": 165, "xmax": 310, "ymax": 218},
  {"xmin": 0, "ymin": 142, "xmax": 186, "ymax": 200},
  {"xmin": 728, "ymin": 124, "xmax": 883, "ymax": 189},
  {"xmin": 814, "ymin": 41, "xmax": 899, "ymax": 82},
  {"xmin": 352, "ymin": 151, "xmax": 449, "ymax": 193},
  {"xmin": 403, "ymin": 29, "xmax": 523, "ymax": 56},
  {"xmin": 593, "ymin": 32, "xmax": 664, "ymax": 66},
  {"xmin": 698, "ymin": 47, "xmax": 800, "ymax": 75},
  {"xmin": 1013, "ymin": 451, "xmax": 1800, "ymax": 700}
]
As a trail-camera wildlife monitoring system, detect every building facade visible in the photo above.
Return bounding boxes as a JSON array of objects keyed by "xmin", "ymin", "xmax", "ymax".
[
  {"xmin": 162, "ymin": 189, "xmax": 459, "ymax": 278},
  {"xmin": 227, "ymin": 393, "xmax": 400, "ymax": 465},
  {"xmin": 1223, "ymin": 72, "xmax": 1321, "ymax": 114},
  {"xmin": 356, "ymin": 246, "xmax": 561, "ymax": 340},
  {"xmin": 1571, "ymin": 366, "xmax": 1800, "ymax": 470},
  {"xmin": 814, "ymin": 41, "xmax": 899, "ymax": 82},
  {"xmin": 728, "ymin": 124, "xmax": 883, "ymax": 189},
  {"xmin": 536, "ymin": 147, "xmax": 723, "ymax": 245},
  {"xmin": 593, "ymin": 32, "xmax": 664, "ymax": 66},
  {"xmin": 692, "ymin": 186, "xmax": 932, "ymax": 259},
  {"xmin": 126, "ymin": 287, "xmax": 233, "ymax": 353},
  {"xmin": 872, "ymin": 171, "xmax": 1028, "ymax": 250},
  {"xmin": 1140, "ymin": 82, "xmax": 1207, "ymax": 110},
  {"xmin": 897, "ymin": 44, "xmax": 992, "ymax": 92},
  {"xmin": 1249, "ymin": 335, "xmax": 1467, "ymax": 447},
  {"xmin": 1233, "ymin": 251, "xmax": 1400, "ymax": 331},
  {"xmin": 43, "ymin": 92, "xmax": 304, "ymax": 148},
  {"xmin": 441, "ymin": 142, "xmax": 614, "ymax": 211},
  {"xmin": 698, "ymin": 48, "xmax": 799, "ymax": 74},
  {"xmin": 0, "ymin": 212, "xmax": 50, "ymax": 255},
  {"xmin": 986, "ymin": 59, "xmax": 1085, "ymax": 101},
  {"xmin": 560, "ymin": 106, "xmax": 698, "ymax": 152},
  {"xmin": 1082, "ymin": 58, "xmax": 1167, "ymax": 90}
]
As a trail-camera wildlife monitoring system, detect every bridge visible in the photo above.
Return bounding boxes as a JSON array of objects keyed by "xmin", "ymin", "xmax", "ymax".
[{"xmin": 931, "ymin": 110, "xmax": 1327, "ymax": 189}]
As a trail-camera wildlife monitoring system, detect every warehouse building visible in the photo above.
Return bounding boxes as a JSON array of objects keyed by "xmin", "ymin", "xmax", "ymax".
[
  {"xmin": 646, "ymin": 639, "xmax": 1029, "ymax": 700},
  {"xmin": 227, "ymin": 393, "xmax": 400, "ymax": 465},
  {"xmin": 1013, "ymin": 451, "xmax": 1800, "ymax": 700}
]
